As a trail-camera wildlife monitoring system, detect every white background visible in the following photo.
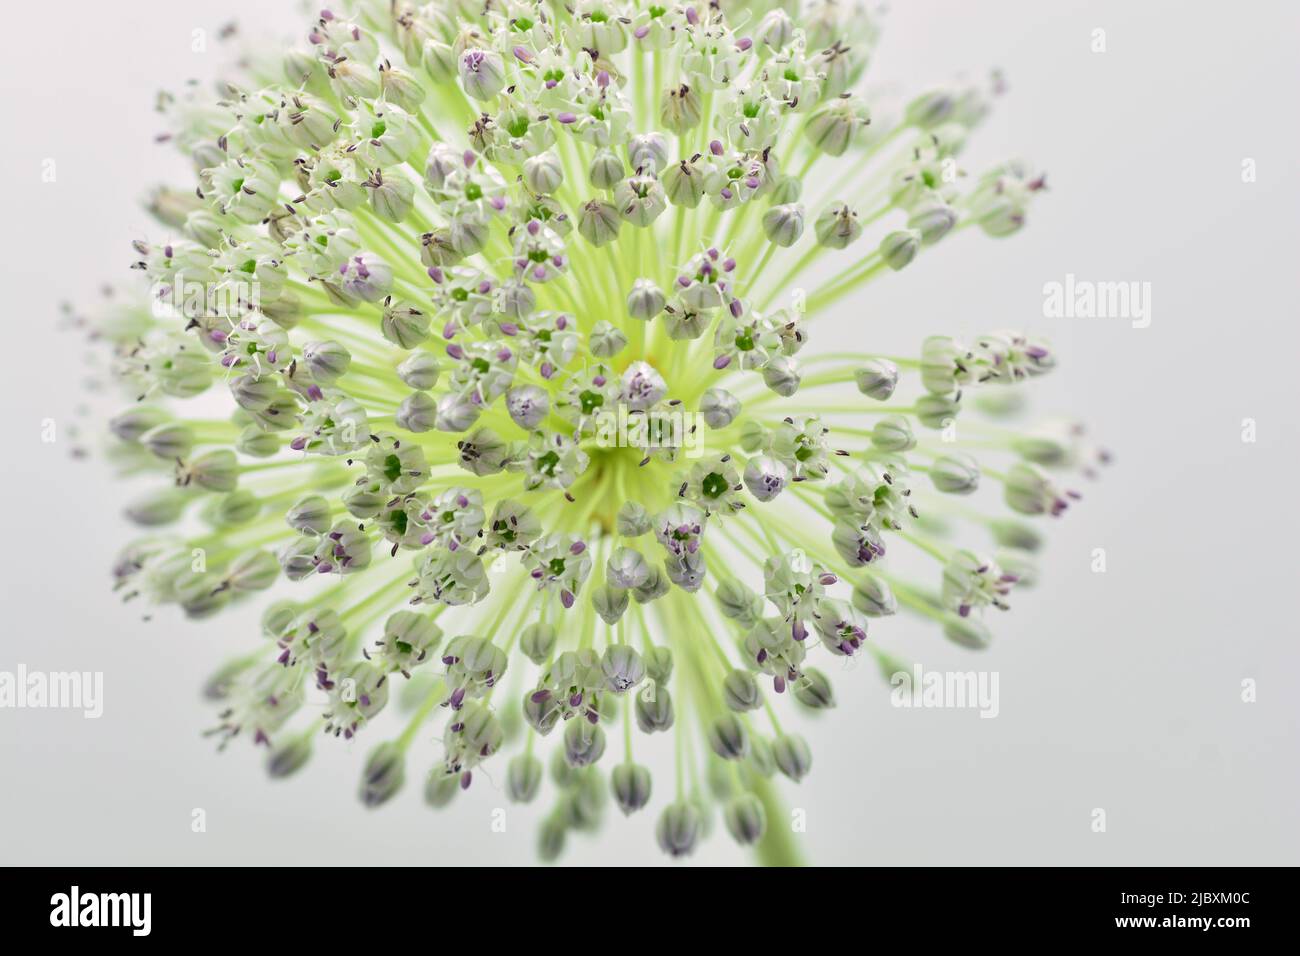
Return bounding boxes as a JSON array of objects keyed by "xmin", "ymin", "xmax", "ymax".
[{"xmin": 1, "ymin": 0, "xmax": 1297, "ymax": 865}]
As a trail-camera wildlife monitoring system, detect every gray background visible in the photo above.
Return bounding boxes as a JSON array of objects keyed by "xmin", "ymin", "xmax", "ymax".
[{"xmin": 1, "ymin": 0, "xmax": 1297, "ymax": 865}]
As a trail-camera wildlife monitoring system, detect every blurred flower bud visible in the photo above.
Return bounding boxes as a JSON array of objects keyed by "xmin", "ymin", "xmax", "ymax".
[
  {"xmin": 880, "ymin": 229, "xmax": 922, "ymax": 270},
  {"xmin": 656, "ymin": 801, "xmax": 701, "ymax": 857},
  {"xmin": 773, "ymin": 732, "xmax": 812, "ymax": 782},
  {"xmin": 611, "ymin": 762, "xmax": 653, "ymax": 815},
  {"xmin": 854, "ymin": 359, "xmax": 898, "ymax": 400},
  {"xmin": 723, "ymin": 669, "xmax": 763, "ymax": 712},
  {"xmin": 506, "ymin": 753, "xmax": 544, "ymax": 803},
  {"xmin": 724, "ymin": 793, "xmax": 767, "ymax": 845}
]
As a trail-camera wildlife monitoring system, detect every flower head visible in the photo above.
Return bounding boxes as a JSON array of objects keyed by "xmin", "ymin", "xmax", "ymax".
[{"xmin": 83, "ymin": 0, "xmax": 1105, "ymax": 864}]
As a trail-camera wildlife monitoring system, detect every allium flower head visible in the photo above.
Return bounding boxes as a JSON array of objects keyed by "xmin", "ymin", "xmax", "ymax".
[{"xmin": 81, "ymin": 0, "xmax": 1107, "ymax": 864}]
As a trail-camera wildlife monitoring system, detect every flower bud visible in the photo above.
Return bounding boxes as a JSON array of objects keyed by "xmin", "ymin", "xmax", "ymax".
[
  {"xmin": 930, "ymin": 454, "xmax": 981, "ymax": 494},
  {"xmin": 498, "ymin": 280, "xmax": 536, "ymax": 319},
  {"xmin": 723, "ymin": 668, "xmax": 762, "ymax": 712},
  {"xmin": 506, "ymin": 753, "xmax": 544, "ymax": 803},
  {"xmin": 340, "ymin": 252, "xmax": 393, "ymax": 301},
  {"xmin": 761, "ymin": 355, "xmax": 801, "ymax": 396},
  {"xmin": 880, "ymin": 229, "xmax": 922, "ymax": 270},
  {"xmin": 611, "ymin": 762, "xmax": 653, "ymax": 815},
  {"xmin": 523, "ymin": 691, "xmax": 561, "ymax": 735},
  {"xmin": 664, "ymin": 308, "xmax": 709, "ymax": 340},
  {"xmin": 1011, "ymin": 432, "xmax": 1071, "ymax": 466},
  {"xmin": 377, "ymin": 610, "xmax": 443, "ymax": 672},
  {"xmin": 176, "ymin": 572, "xmax": 230, "ymax": 619},
  {"xmin": 815, "ymin": 202, "xmax": 863, "ymax": 249},
  {"xmin": 870, "ymin": 415, "xmax": 916, "ymax": 452},
  {"xmin": 230, "ymin": 375, "xmax": 278, "ymax": 413},
  {"xmin": 277, "ymin": 537, "xmax": 316, "ymax": 580},
  {"xmin": 589, "ymin": 320, "xmax": 627, "ymax": 357},
  {"xmin": 563, "ymin": 717, "xmax": 607, "ymax": 768},
  {"xmin": 916, "ymin": 393, "xmax": 961, "ymax": 430},
  {"xmin": 342, "ymin": 484, "xmax": 385, "ymax": 519},
  {"xmin": 562, "ymin": 771, "xmax": 607, "ymax": 830},
  {"xmin": 997, "ymin": 548, "xmax": 1039, "ymax": 588},
  {"xmin": 520, "ymin": 622, "xmax": 558, "ymax": 665},
  {"xmin": 592, "ymin": 582, "xmax": 629, "ymax": 624},
  {"xmin": 188, "ymin": 449, "xmax": 239, "ymax": 492},
  {"xmin": 382, "ymin": 304, "xmax": 431, "ymax": 349},
  {"xmin": 744, "ymin": 454, "xmax": 790, "ymax": 502},
  {"xmin": 715, "ymin": 578, "xmax": 763, "ymax": 628},
  {"xmin": 208, "ymin": 489, "xmax": 259, "ymax": 527},
  {"xmin": 396, "ymin": 391, "xmax": 439, "ymax": 432},
  {"xmin": 708, "ymin": 713, "xmax": 750, "ymax": 760},
  {"xmin": 141, "ymin": 423, "xmax": 194, "ymax": 460},
  {"xmin": 724, "ymin": 793, "xmax": 767, "ymax": 845},
  {"xmin": 805, "ymin": 96, "xmax": 870, "ymax": 156},
  {"xmin": 537, "ymin": 815, "xmax": 567, "ymax": 862},
  {"xmin": 589, "ymin": 148, "xmax": 625, "ymax": 188},
  {"xmin": 286, "ymin": 494, "xmax": 331, "ymax": 535},
  {"xmin": 614, "ymin": 176, "xmax": 667, "ymax": 227},
  {"xmin": 459, "ymin": 49, "xmax": 506, "ymax": 100},
  {"xmin": 1004, "ymin": 462, "xmax": 1072, "ymax": 516},
  {"xmin": 505, "ymin": 385, "xmax": 550, "ymax": 430},
  {"xmin": 990, "ymin": 519, "xmax": 1044, "ymax": 552},
  {"xmin": 944, "ymin": 615, "xmax": 993, "ymax": 649},
  {"xmin": 226, "ymin": 549, "xmax": 279, "ymax": 592},
  {"xmin": 424, "ymin": 772, "xmax": 460, "ymax": 808},
  {"xmin": 303, "ymin": 340, "xmax": 352, "ymax": 383},
  {"xmin": 644, "ymin": 646, "xmax": 674, "ymax": 685},
  {"xmin": 109, "ymin": 406, "xmax": 167, "ymax": 443},
  {"xmin": 607, "ymin": 546, "xmax": 650, "ymax": 590},
  {"xmin": 852, "ymin": 574, "xmax": 898, "ymax": 617},
  {"xmin": 359, "ymin": 741, "xmax": 406, "ymax": 808},
  {"xmin": 854, "ymin": 359, "xmax": 899, "ymax": 400},
  {"xmin": 266, "ymin": 731, "xmax": 313, "ymax": 779},
  {"xmin": 919, "ymin": 335, "xmax": 966, "ymax": 394},
  {"xmin": 794, "ymin": 668, "xmax": 836, "ymax": 709},
  {"xmin": 628, "ymin": 133, "xmax": 670, "ymax": 175},
  {"xmin": 578, "ymin": 199, "xmax": 622, "ymax": 246},
  {"xmin": 904, "ymin": 89, "xmax": 958, "ymax": 129},
  {"xmin": 908, "ymin": 199, "xmax": 959, "ymax": 245},
  {"xmin": 656, "ymin": 801, "xmax": 702, "ymax": 857},
  {"xmin": 635, "ymin": 685, "xmax": 674, "ymax": 733},
  {"xmin": 627, "ymin": 278, "xmax": 666, "ymax": 319},
  {"xmin": 660, "ymin": 84, "xmax": 703, "ymax": 133},
  {"xmin": 434, "ymin": 393, "xmax": 481, "ymax": 433},
  {"xmin": 599, "ymin": 645, "xmax": 643, "ymax": 692},
  {"xmin": 662, "ymin": 161, "xmax": 706, "ymax": 207},
  {"xmin": 772, "ymin": 732, "xmax": 812, "ymax": 782},
  {"xmin": 369, "ymin": 172, "xmax": 414, "ymax": 222},
  {"xmin": 259, "ymin": 600, "xmax": 297, "ymax": 640},
  {"xmin": 523, "ymin": 150, "xmax": 564, "ymax": 194},
  {"xmin": 380, "ymin": 65, "xmax": 426, "ymax": 113},
  {"xmin": 396, "ymin": 351, "xmax": 441, "ymax": 390},
  {"xmin": 700, "ymin": 388, "xmax": 740, "ymax": 429},
  {"xmin": 450, "ymin": 215, "xmax": 492, "ymax": 257},
  {"xmin": 616, "ymin": 501, "xmax": 652, "ymax": 537},
  {"xmin": 236, "ymin": 426, "xmax": 280, "ymax": 458},
  {"xmin": 757, "ymin": 9, "xmax": 794, "ymax": 48},
  {"xmin": 831, "ymin": 518, "xmax": 883, "ymax": 567},
  {"xmin": 762, "ymin": 203, "xmax": 805, "ymax": 247},
  {"xmin": 770, "ymin": 174, "xmax": 802, "ymax": 204}
]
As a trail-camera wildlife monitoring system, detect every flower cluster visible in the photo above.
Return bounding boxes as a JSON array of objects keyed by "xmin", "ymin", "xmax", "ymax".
[{"xmin": 81, "ymin": 0, "xmax": 1105, "ymax": 864}]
